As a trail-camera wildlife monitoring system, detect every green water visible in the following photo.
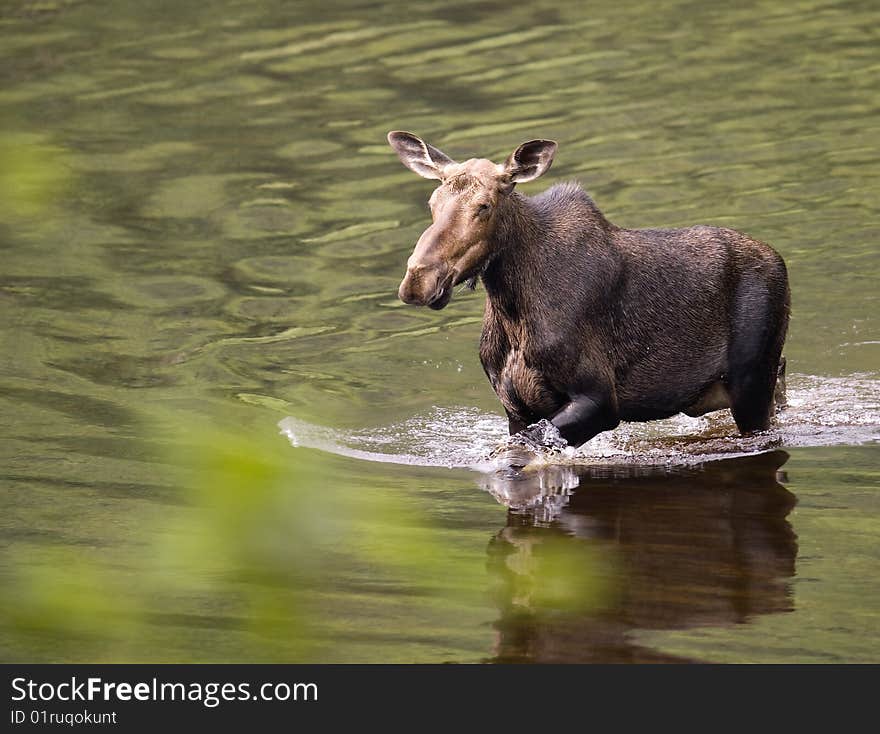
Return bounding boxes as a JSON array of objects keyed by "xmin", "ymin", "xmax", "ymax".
[{"xmin": 1, "ymin": 0, "xmax": 878, "ymax": 662}]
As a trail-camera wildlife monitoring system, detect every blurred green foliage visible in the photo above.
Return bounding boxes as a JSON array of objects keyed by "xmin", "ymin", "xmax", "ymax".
[{"xmin": 0, "ymin": 410, "xmax": 608, "ymax": 662}]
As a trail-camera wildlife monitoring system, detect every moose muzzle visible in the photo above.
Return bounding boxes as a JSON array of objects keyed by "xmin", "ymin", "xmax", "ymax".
[
  {"xmin": 398, "ymin": 222, "xmax": 459, "ymax": 309},
  {"xmin": 398, "ymin": 263, "xmax": 455, "ymax": 310}
]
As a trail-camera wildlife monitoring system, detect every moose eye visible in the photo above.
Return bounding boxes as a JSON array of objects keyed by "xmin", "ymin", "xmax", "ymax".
[{"xmin": 476, "ymin": 203, "xmax": 492, "ymax": 218}]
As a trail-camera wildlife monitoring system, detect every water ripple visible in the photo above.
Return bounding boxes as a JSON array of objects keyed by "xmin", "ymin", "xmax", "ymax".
[{"xmin": 280, "ymin": 373, "xmax": 880, "ymax": 470}]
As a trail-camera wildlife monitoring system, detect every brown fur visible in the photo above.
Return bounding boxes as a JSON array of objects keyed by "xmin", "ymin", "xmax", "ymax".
[{"xmin": 388, "ymin": 132, "xmax": 790, "ymax": 446}]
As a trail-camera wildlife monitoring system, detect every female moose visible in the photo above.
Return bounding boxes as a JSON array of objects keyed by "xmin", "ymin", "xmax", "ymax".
[{"xmin": 388, "ymin": 131, "xmax": 789, "ymax": 450}]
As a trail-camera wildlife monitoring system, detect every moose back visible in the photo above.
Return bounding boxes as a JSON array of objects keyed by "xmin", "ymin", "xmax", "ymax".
[{"xmin": 387, "ymin": 131, "xmax": 790, "ymax": 447}]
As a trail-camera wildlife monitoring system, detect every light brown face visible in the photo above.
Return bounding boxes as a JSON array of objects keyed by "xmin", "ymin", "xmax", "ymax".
[
  {"xmin": 399, "ymin": 159, "xmax": 504, "ymax": 309},
  {"xmin": 388, "ymin": 131, "xmax": 557, "ymax": 310}
]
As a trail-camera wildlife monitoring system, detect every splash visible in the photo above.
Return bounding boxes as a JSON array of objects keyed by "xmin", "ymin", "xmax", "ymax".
[
  {"xmin": 279, "ymin": 406, "xmax": 505, "ymax": 469},
  {"xmin": 278, "ymin": 373, "xmax": 880, "ymax": 470}
]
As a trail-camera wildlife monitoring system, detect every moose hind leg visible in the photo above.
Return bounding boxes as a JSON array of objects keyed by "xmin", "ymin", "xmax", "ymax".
[
  {"xmin": 773, "ymin": 355, "xmax": 787, "ymax": 409},
  {"xmin": 726, "ymin": 273, "xmax": 789, "ymax": 434},
  {"xmin": 728, "ymin": 365, "xmax": 776, "ymax": 433}
]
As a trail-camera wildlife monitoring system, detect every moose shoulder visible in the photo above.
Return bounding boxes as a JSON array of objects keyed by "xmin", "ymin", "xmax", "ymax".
[{"xmin": 387, "ymin": 131, "xmax": 790, "ymax": 447}]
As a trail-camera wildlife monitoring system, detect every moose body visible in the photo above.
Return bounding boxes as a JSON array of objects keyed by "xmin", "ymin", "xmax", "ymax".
[{"xmin": 388, "ymin": 131, "xmax": 790, "ymax": 447}]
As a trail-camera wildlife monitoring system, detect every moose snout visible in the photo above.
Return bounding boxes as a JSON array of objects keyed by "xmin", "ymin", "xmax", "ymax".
[
  {"xmin": 398, "ymin": 265, "xmax": 453, "ymax": 309},
  {"xmin": 397, "ymin": 270, "xmax": 422, "ymax": 305}
]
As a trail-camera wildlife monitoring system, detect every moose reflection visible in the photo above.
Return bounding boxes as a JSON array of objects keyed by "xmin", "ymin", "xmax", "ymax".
[{"xmin": 480, "ymin": 451, "xmax": 797, "ymax": 663}]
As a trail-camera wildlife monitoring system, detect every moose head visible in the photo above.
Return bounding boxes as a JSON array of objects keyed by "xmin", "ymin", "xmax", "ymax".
[{"xmin": 388, "ymin": 131, "xmax": 557, "ymax": 309}]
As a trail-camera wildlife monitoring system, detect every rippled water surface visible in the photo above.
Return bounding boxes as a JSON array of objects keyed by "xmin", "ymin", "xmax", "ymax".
[{"xmin": 1, "ymin": 0, "xmax": 878, "ymax": 662}]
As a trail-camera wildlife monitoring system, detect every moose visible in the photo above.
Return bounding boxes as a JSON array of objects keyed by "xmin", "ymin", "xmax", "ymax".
[{"xmin": 387, "ymin": 131, "xmax": 790, "ymax": 450}]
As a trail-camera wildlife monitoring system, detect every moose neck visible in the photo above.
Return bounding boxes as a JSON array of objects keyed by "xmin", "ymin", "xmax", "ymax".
[
  {"xmin": 480, "ymin": 191, "xmax": 554, "ymax": 320},
  {"xmin": 480, "ymin": 185, "xmax": 619, "ymax": 324}
]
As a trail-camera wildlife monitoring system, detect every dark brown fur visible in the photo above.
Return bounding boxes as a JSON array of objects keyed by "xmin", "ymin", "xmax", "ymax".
[{"xmin": 388, "ymin": 132, "xmax": 790, "ymax": 446}]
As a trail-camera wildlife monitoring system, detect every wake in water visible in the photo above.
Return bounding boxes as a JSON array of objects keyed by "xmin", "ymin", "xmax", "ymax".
[{"xmin": 278, "ymin": 374, "xmax": 880, "ymax": 471}]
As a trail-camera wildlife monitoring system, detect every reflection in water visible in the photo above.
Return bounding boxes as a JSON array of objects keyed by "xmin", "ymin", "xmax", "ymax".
[{"xmin": 482, "ymin": 451, "xmax": 797, "ymax": 663}]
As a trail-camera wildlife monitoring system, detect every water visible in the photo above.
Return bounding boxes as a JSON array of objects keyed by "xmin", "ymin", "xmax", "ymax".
[
  {"xmin": 1, "ymin": 0, "xmax": 879, "ymax": 663},
  {"xmin": 279, "ymin": 374, "xmax": 880, "ymax": 469}
]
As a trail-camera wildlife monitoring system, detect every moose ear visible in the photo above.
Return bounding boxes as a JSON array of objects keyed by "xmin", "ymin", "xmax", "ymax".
[
  {"xmin": 504, "ymin": 139, "xmax": 558, "ymax": 184},
  {"xmin": 387, "ymin": 131, "xmax": 455, "ymax": 180}
]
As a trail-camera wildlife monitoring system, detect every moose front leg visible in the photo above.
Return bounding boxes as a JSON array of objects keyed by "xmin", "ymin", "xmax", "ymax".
[
  {"xmin": 513, "ymin": 390, "xmax": 618, "ymax": 449},
  {"xmin": 549, "ymin": 392, "xmax": 620, "ymax": 446}
]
